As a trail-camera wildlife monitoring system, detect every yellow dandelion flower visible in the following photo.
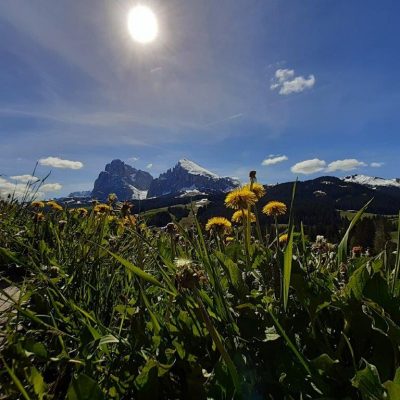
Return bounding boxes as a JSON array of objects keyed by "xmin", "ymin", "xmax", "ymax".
[
  {"xmin": 205, "ymin": 217, "xmax": 232, "ymax": 234},
  {"xmin": 225, "ymin": 188, "xmax": 257, "ymax": 210},
  {"xmin": 122, "ymin": 215, "xmax": 137, "ymax": 226},
  {"xmin": 33, "ymin": 212, "xmax": 45, "ymax": 222},
  {"xmin": 244, "ymin": 183, "xmax": 265, "ymax": 200},
  {"xmin": 47, "ymin": 201, "xmax": 63, "ymax": 212},
  {"xmin": 107, "ymin": 215, "xmax": 118, "ymax": 223},
  {"xmin": 76, "ymin": 207, "xmax": 88, "ymax": 217},
  {"xmin": 231, "ymin": 209, "xmax": 256, "ymax": 223},
  {"xmin": 279, "ymin": 233, "xmax": 289, "ymax": 244},
  {"xmin": 262, "ymin": 201, "xmax": 287, "ymax": 217},
  {"xmin": 94, "ymin": 204, "xmax": 111, "ymax": 213},
  {"xmin": 31, "ymin": 201, "xmax": 45, "ymax": 208}
]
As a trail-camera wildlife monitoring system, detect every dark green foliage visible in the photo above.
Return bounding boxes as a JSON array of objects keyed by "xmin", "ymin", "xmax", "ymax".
[{"xmin": 0, "ymin": 196, "xmax": 399, "ymax": 399}]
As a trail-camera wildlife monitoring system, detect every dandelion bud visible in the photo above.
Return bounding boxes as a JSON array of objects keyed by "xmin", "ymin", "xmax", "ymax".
[
  {"xmin": 58, "ymin": 220, "xmax": 67, "ymax": 230},
  {"xmin": 33, "ymin": 212, "xmax": 45, "ymax": 223},
  {"xmin": 166, "ymin": 222, "xmax": 177, "ymax": 234},
  {"xmin": 49, "ymin": 266, "xmax": 60, "ymax": 277},
  {"xmin": 108, "ymin": 193, "xmax": 118, "ymax": 204},
  {"xmin": 121, "ymin": 201, "xmax": 133, "ymax": 217},
  {"xmin": 175, "ymin": 258, "xmax": 207, "ymax": 291}
]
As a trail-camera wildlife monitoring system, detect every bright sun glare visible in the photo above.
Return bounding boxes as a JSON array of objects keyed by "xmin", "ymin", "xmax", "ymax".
[{"xmin": 127, "ymin": 5, "xmax": 158, "ymax": 44}]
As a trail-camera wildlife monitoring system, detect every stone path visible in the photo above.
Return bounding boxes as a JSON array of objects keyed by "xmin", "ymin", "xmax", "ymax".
[{"xmin": 0, "ymin": 286, "xmax": 20, "ymax": 323}]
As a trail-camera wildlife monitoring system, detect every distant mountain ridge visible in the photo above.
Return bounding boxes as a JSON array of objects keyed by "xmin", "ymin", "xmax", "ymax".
[
  {"xmin": 343, "ymin": 174, "xmax": 400, "ymax": 188},
  {"xmin": 68, "ymin": 190, "xmax": 92, "ymax": 198},
  {"xmin": 61, "ymin": 161, "xmax": 400, "ymax": 217},
  {"xmin": 147, "ymin": 159, "xmax": 240, "ymax": 198}
]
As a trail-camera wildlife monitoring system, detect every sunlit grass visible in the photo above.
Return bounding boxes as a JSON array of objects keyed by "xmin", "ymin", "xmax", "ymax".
[{"xmin": 0, "ymin": 174, "xmax": 399, "ymax": 399}]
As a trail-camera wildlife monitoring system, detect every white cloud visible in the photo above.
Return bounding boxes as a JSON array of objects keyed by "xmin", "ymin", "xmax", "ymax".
[
  {"xmin": 370, "ymin": 162, "xmax": 384, "ymax": 168},
  {"xmin": 10, "ymin": 174, "xmax": 39, "ymax": 183},
  {"xmin": 275, "ymin": 69, "xmax": 295, "ymax": 82},
  {"xmin": 261, "ymin": 155, "xmax": 288, "ymax": 166},
  {"xmin": 271, "ymin": 68, "xmax": 316, "ymax": 95},
  {"xmin": 39, "ymin": 156, "xmax": 83, "ymax": 169},
  {"xmin": 41, "ymin": 183, "xmax": 63, "ymax": 192},
  {"xmin": 326, "ymin": 159, "xmax": 367, "ymax": 172},
  {"xmin": 128, "ymin": 157, "xmax": 139, "ymax": 162},
  {"xmin": 0, "ymin": 177, "xmax": 44, "ymax": 199},
  {"xmin": 291, "ymin": 157, "xmax": 369, "ymax": 175},
  {"xmin": 291, "ymin": 159, "xmax": 326, "ymax": 174},
  {"xmin": 146, "ymin": 163, "xmax": 153, "ymax": 169}
]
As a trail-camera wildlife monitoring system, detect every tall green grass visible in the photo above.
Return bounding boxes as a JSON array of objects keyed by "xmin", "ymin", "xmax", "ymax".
[{"xmin": 0, "ymin": 187, "xmax": 399, "ymax": 399}]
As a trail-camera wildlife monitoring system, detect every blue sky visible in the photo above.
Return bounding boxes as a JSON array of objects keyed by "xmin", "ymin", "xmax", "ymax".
[{"xmin": 0, "ymin": 0, "xmax": 399, "ymax": 197}]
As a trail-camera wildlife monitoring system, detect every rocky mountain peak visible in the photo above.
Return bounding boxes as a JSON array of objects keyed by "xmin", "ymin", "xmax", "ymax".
[
  {"xmin": 177, "ymin": 159, "xmax": 219, "ymax": 179},
  {"xmin": 92, "ymin": 159, "xmax": 153, "ymax": 201},
  {"xmin": 147, "ymin": 159, "xmax": 239, "ymax": 198}
]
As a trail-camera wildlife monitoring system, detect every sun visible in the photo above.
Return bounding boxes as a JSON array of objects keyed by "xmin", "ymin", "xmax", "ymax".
[{"xmin": 127, "ymin": 5, "xmax": 158, "ymax": 44}]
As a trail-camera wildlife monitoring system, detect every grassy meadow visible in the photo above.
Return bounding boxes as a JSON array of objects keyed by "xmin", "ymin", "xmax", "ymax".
[{"xmin": 1, "ymin": 176, "xmax": 400, "ymax": 399}]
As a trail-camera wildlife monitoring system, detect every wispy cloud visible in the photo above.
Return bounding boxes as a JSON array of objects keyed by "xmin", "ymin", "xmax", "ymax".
[
  {"xmin": 261, "ymin": 155, "xmax": 288, "ymax": 166},
  {"xmin": 41, "ymin": 183, "xmax": 63, "ymax": 192},
  {"xmin": 39, "ymin": 157, "xmax": 84, "ymax": 169},
  {"xmin": 146, "ymin": 163, "xmax": 153, "ymax": 169},
  {"xmin": 204, "ymin": 113, "xmax": 243, "ymax": 128},
  {"xmin": 370, "ymin": 162, "xmax": 384, "ymax": 168},
  {"xmin": 10, "ymin": 174, "xmax": 39, "ymax": 183},
  {"xmin": 271, "ymin": 68, "xmax": 315, "ymax": 95}
]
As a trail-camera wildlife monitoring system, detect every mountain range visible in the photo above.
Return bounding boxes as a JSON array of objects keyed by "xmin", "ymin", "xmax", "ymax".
[
  {"xmin": 86, "ymin": 158, "xmax": 239, "ymax": 201},
  {"xmin": 64, "ymin": 159, "xmax": 400, "ymax": 218}
]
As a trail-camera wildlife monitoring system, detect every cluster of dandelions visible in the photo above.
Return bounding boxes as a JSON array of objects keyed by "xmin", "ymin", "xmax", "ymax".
[
  {"xmin": 206, "ymin": 171, "xmax": 288, "ymax": 244},
  {"xmin": 29, "ymin": 197, "xmax": 137, "ymax": 230}
]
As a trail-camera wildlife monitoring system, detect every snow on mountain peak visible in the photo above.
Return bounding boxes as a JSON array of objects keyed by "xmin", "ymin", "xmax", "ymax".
[
  {"xmin": 178, "ymin": 159, "xmax": 219, "ymax": 179},
  {"xmin": 343, "ymin": 174, "xmax": 400, "ymax": 188}
]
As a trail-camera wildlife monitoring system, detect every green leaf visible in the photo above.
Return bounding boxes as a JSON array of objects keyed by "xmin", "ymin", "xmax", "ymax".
[
  {"xmin": 28, "ymin": 367, "xmax": 47, "ymax": 400},
  {"xmin": 99, "ymin": 335, "xmax": 119, "ymax": 346},
  {"xmin": 215, "ymin": 251, "xmax": 245, "ymax": 293},
  {"xmin": 344, "ymin": 265, "xmax": 369, "ymax": 300},
  {"xmin": 268, "ymin": 307, "xmax": 311, "ymax": 376},
  {"xmin": 1, "ymin": 356, "xmax": 32, "ymax": 400},
  {"xmin": 392, "ymin": 211, "xmax": 400, "ymax": 296},
  {"xmin": 107, "ymin": 250, "xmax": 164, "ymax": 288},
  {"xmin": 385, "ymin": 380, "xmax": 400, "ymax": 400},
  {"xmin": 70, "ymin": 302, "xmax": 97, "ymax": 324},
  {"xmin": 134, "ymin": 359, "xmax": 158, "ymax": 390},
  {"xmin": 173, "ymin": 339, "xmax": 186, "ymax": 359},
  {"xmin": 67, "ymin": 374, "xmax": 104, "ymax": 400},
  {"xmin": 283, "ymin": 226, "xmax": 294, "ymax": 311},
  {"xmin": 385, "ymin": 368, "xmax": 400, "ymax": 399},
  {"xmin": 264, "ymin": 326, "xmax": 280, "ymax": 342},
  {"xmin": 24, "ymin": 340, "xmax": 48, "ymax": 359},
  {"xmin": 337, "ymin": 199, "xmax": 373, "ymax": 264},
  {"xmin": 140, "ymin": 283, "xmax": 161, "ymax": 334},
  {"xmin": 0, "ymin": 247, "xmax": 21, "ymax": 264},
  {"xmin": 352, "ymin": 360, "xmax": 385, "ymax": 400},
  {"xmin": 311, "ymin": 353, "xmax": 339, "ymax": 373}
]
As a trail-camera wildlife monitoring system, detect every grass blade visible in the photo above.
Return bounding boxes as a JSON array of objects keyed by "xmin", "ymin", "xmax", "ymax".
[
  {"xmin": 392, "ymin": 211, "xmax": 400, "ymax": 296},
  {"xmin": 337, "ymin": 198, "xmax": 373, "ymax": 265},
  {"xmin": 283, "ymin": 226, "xmax": 294, "ymax": 311},
  {"xmin": 107, "ymin": 250, "xmax": 164, "ymax": 289}
]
